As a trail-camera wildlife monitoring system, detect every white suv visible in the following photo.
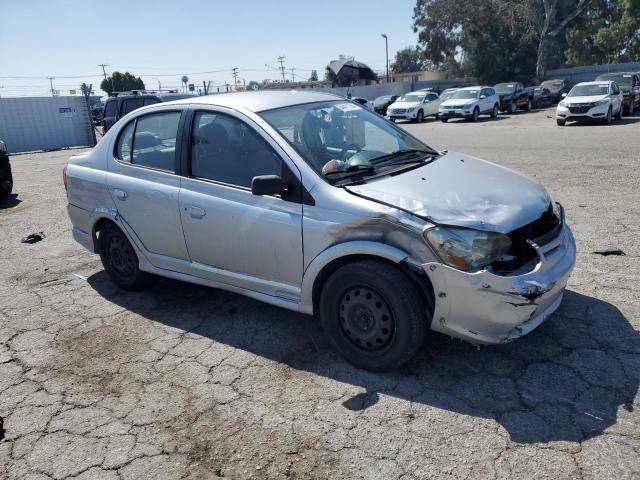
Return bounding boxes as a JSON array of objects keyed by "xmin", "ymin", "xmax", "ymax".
[
  {"xmin": 556, "ymin": 81, "xmax": 623, "ymax": 126},
  {"xmin": 386, "ymin": 91, "xmax": 442, "ymax": 123},
  {"xmin": 438, "ymin": 86, "xmax": 500, "ymax": 122}
]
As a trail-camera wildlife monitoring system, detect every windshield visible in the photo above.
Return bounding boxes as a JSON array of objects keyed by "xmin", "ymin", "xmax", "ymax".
[
  {"xmin": 374, "ymin": 95, "xmax": 392, "ymax": 104},
  {"xmin": 259, "ymin": 101, "xmax": 436, "ymax": 184},
  {"xmin": 440, "ymin": 91, "xmax": 456, "ymax": 101},
  {"xmin": 597, "ymin": 74, "xmax": 632, "ymax": 85},
  {"xmin": 568, "ymin": 84, "xmax": 609, "ymax": 97},
  {"xmin": 541, "ymin": 80, "xmax": 562, "ymax": 90},
  {"xmin": 399, "ymin": 93, "xmax": 425, "ymax": 103},
  {"xmin": 494, "ymin": 83, "xmax": 516, "ymax": 94},
  {"xmin": 451, "ymin": 89, "xmax": 479, "ymax": 100}
]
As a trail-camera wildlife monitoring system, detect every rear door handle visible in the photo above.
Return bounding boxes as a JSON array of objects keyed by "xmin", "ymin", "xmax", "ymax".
[
  {"xmin": 114, "ymin": 189, "xmax": 127, "ymax": 201},
  {"xmin": 185, "ymin": 205, "xmax": 206, "ymax": 217}
]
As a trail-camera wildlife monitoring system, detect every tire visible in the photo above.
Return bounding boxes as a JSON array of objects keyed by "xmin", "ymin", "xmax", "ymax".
[
  {"xmin": 415, "ymin": 110, "xmax": 424, "ymax": 123},
  {"xmin": 615, "ymin": 105, "xmax": 623, "ymax": 120},
  {"xmin": 0, "ymin": 159, "xmax": 12, "ymax": 198},
  {"xmin": 389, "ymin": 118, "xmax": 396, "ymax": 123},
  {"xmin": 441, "ymin": 117, "xmax": 448, "ymax": 123},
  {"xmin": 490, "ymin": 104, "xmax": 499, "ymax": 118},
  {"xmin": 604, "ymin": 107, "xmax": 612, "ymax": 125},
  {"xmin": 629, "ymin": 101, "xmax": 635, "ymax": 115},
  {"xmin": 318, "ymin": 260, "xmax": 427, "ymax": 372},
  {"xmin": 526, "ymin": 98, "xmax": 532, "ymax": 111},
  {"xmin": 509, "ymin": 101, "xmax": 517, "ymax": 114},
  {"xmin": 471, "ymin": 107, "xmax": 480, "ymax": 122},
  {"xmin": 99, "ymin": 223, "xmax": 151, "ymax": 290},
  {"xmin": 556, "ymin": 119, "xmax": 566, "ymax": 126}
]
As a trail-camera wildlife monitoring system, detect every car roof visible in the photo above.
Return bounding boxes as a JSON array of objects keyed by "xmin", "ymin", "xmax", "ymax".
[
  {"xmin": 596, "ymin": 72, "xmax": 635, "ymax": 76},
  {"xmin": 167, "ymin": 90, "xmax": 344, "ymax": 113},
  {"xmin": 457, "ymin": 86, "xmax": 485, "ymax": 91}
]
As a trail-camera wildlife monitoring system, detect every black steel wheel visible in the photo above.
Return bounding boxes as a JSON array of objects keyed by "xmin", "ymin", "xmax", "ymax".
[
  {"xmin": 0, "ymin": 158, "xmax": 12, "ymax": 198},
  {"xmin": 319, "ymin": 260, "xmax": 427, "ymax": 371},
  {"xmin": 99, "ymin": 223, "xmax": 150, "ymax": 290}
]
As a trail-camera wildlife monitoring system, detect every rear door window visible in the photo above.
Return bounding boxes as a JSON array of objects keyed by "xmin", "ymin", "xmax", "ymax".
[
  {"xmin": 130, "ymin": 112, "xmax": 181, "ymax": 171},
  {"xmin": 143, "ymin": 97, "xmax": 161, "ymax": 107}
]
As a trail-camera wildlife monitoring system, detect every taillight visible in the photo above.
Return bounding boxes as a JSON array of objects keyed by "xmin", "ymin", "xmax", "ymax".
[{"xmin": 63, "ymin": 163, "xmax": 68, "ymax": 191}]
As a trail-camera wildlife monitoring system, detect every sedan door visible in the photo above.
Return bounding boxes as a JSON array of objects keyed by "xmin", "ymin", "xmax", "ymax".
[
  {"xmin": 423, "ymin": 93, "xmax": 441, "ymax": 116},
  {"xmin": 178, "ymin": 108, "xmax": 304, "ymax": 302},
  {"xmin": 107, "ymin": 108, "xmax": 191, "ymax": 272}
]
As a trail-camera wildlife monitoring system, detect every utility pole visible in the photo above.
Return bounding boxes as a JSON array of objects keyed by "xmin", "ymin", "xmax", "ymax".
[
  {"xmin": 289, "ymin": 68, "xmax": 296, "ymax": 82},
  {"xmin": 381, "ymin": 34, "xmax": 389, "ymax": 82},
  {"xmin": 47, "ymin": 76, "xmax": 56, "ymax": 96},
  {"xmin": 277, "ymin": 56, "xmax": 286, "ymax": 82},
  {"xmin": 98, "ymin": 64, "xmax": 109, "ymax": 80},
  {"xmin": 232, "ymin": 67, "xmax": 239, "ymax": 89}
]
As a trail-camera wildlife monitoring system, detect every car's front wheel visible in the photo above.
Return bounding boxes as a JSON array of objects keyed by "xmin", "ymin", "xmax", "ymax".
[
  {"xmin": 556, "ymin": 119, "xmax": 566, "ymax": 126},
  {"xmin": 526, "ymin": 99, "xmax": 532, "ymax": 111},
  {"xmin": 99, "ymin": 223, "xmax": 151, "ymax": 290},
  {"xmin": 470, "ymin": 107, "xmax": 480, "ymax": 122},
  {"xmin": 318, "ymin": 260, "xmax": 427, "ymax": 372},
  {"xmin": 490, "ymin": 104, "xmax": 499, "ymax": 118},
  {"xmin": 415, "ymin": 110, "xmax": 424, "ymax": 123},
  {"xmin": 509, "ymin": 101, "xmax": 517, "ymax": 114},
  {"xmin": 0, "ymin": 162, "xmax": 12, "ymax": 198},
  {"xmin": 604, "ymin": 106, "xmax": 613, "ymax": 125}
]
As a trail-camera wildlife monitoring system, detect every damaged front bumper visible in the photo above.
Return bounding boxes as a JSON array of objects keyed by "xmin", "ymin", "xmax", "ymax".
[{"xmin": 423, "ymin": 222, "xmax": 576, "ymax": 344}]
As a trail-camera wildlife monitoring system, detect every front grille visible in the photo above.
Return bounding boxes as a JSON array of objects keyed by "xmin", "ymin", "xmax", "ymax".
[
  {"xmin": 390, "ymin": 108, "xmax": 406, "ymax": 114},
  {"xmin": 569, "ymin": 106, "xmax": 591, "ymax": 114},
  {"xmin": 492, "ymin": 203, "xmax": 561, "ymax": 274}
]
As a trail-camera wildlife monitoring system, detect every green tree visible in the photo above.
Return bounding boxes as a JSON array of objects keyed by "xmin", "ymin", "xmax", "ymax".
[
  {"xmin": 391, "ymin": 47, "xmax": 425, "ymax": 73},
  {"xmin": 246, "ymin": 80, "xmax": 261, "ymax": 91},
  {"xmin": 309, "ymin": 70, "xmax": 319, "ymax": 81},
  {"xmin": 100, "ymin": 72, "xmax": 145, "ymax": 95}
]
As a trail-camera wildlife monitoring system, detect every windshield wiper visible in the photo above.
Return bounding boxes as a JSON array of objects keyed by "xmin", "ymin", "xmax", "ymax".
[{"xmin": 369, "ymin": 149, "xmax": 435, "ymax": 165}]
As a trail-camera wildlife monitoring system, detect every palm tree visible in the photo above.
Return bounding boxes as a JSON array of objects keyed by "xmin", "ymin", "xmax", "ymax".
[{"xmin": 181, "ymin": 76, "xmax": 189, "ymax": 93}]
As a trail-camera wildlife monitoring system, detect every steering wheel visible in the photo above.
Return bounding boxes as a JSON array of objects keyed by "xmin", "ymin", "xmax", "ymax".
[{"xmin": 340, "ymin": 143, "xmax": 362, "ymax": 161}]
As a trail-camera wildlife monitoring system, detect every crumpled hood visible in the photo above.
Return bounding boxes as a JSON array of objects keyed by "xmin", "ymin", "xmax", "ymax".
[{"xmin": 345, "ymin": 151, "xmax": 551, "ymax": 234}]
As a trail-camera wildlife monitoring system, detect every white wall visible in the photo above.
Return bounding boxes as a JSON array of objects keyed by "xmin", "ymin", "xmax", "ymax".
[{"xmin": 0, "ymin": 96, "xmax": 95, "ymax": 154}]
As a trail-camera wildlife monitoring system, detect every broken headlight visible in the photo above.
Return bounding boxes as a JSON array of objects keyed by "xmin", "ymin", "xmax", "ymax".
[{"xmin": 424, "ymin": 227, "xmax": 512, "ymax": 272}]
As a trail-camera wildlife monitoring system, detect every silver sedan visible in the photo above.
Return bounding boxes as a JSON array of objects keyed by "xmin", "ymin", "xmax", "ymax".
[{"xmin": 64, "ymin": 91, "xmax": 576, "ymax": 371}]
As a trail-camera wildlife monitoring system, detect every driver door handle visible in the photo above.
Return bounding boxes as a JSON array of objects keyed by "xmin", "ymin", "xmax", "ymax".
[{"xmin": 185, "ymin": 205, "xmax": 206, "ymax": 217}]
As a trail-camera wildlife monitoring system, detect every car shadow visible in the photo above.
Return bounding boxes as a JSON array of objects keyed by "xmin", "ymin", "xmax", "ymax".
[
  {"xmin": 436, "ymin": 116, "xmax": 508, "ymax": 124},
  {"xmin": 0, "ymin": 193, "xmax": 21, "ymax": 209},
  {"xmin": 87, "ymin": 271, "xmax": 638, "ymax": 444},
  {"xmin": 562, "ymin": 116, "xmax": 640, "ymax": 126}
]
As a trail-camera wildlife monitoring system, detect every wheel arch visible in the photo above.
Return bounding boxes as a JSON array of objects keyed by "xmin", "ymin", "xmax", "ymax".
[{"xmin": 300, "ymin": 241, "xmax": 435, "ymax": 318}]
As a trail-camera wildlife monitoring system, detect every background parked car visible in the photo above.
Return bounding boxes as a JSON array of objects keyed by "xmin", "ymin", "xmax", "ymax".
[
  {"xmin": 494, "ymin": 82, "xmax": 534, "ymax": 113},
  {"xmin": 0, "ymin": 140, "xmax": 13, "ymax": 198},
  {"xmin": 386, "ymin": 91, "xmax": 442, "ymax": 123},
  {"xmin": 595, "ymin": 72, "xmax": 640, "ymax": 115},
  {"xmin": 540, "ymin": 79, "xmax": 571, "ymax": 103},
  {"xmin": 351, "ymin": 97, "xmax": 373, "ymax": 110},
  {"xmin": 532, "ymin": 87, "xmax": 554, "ymax": 108},
  {"xmin": 556, "ymin": 81, "xmax": 623, "ymax": 126},
  {"xmin": 438, "ymin": 86, "xmax": 499, "ymax": 122},
  {"xmin": 438, "ymin": 88, "xmax": 458, "ymax": 102},
  {"xmin": 91, "ymin": 102, "xmax": 104, "ymax": 125},
  {"xmin": 373, "ymin": 95, "xmax": 399, "ymax": 115},
  {"xmin": 102, "ymin": 90, "xmax": 195, "ymax": 133}
]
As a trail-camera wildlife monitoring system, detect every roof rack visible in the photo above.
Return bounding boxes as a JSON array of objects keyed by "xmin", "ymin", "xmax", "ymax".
[{"xmin": 109, "ymin": 89, "xmax": 179, "ymax": 97}]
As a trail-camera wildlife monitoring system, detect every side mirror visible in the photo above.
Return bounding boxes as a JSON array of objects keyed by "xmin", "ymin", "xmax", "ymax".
[
  {"xmin": 480, "ymin": 95, "xmax": 486, "ymax": 99},
  {"xmin": 561, "ymin": 93, "xmax": 567, "ymax": 98},
  {"xmin": 251, "ymin": 175, "xmax": 284, "ymax": 196}
]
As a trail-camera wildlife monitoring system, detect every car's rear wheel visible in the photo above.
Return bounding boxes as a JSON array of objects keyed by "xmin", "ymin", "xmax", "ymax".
[
  {"xmin": 99, "ymin": 223, "xmax": 150, "ymax": 290},
  {"xmin": 318, "ymin": 260, "xmax": 427, "ymax": 372}
]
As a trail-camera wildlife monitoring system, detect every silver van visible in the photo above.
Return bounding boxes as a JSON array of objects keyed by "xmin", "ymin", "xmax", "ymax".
[{"xmin": 64, "ymin": 91, "xmax": 576, "ymax": 371}]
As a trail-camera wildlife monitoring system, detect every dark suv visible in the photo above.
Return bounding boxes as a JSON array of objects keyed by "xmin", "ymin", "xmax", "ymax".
[
  {"xmin": 102, "ymin": 91, "xmax": 195, "ymax": 133},
  {"xmin": 595, "ymin": 72, "xmax": 640, "ymax": 115},
  {"xmin": 0, "ymin": 140, "xmax": 13, "ymax": 198}
]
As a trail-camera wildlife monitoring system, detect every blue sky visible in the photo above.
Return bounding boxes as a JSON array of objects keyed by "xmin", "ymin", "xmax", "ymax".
[{"xmin": 0, "ymin": 0, "xmax": 418, "ymax": 97}]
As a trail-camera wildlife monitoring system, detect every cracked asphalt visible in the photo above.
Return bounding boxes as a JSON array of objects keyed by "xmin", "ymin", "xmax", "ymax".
[{"xmin": 1, "ymin": 108, "xmax": 639, "ymax": 479}]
